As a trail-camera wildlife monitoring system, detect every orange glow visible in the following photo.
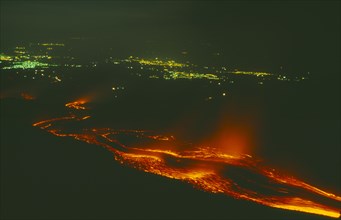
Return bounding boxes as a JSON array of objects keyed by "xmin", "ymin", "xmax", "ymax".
[
  {"xmin": 270, "ymin": 197, "xmax": 340, "ymax": 218},
  {"xmin": 216, "ymin": 131, "xmax": 250, "ymax": 155},
  {"xmin": 65, "ymin": 99, "xmax": 88, "ymax": 110},
  {"xmin": 204, "ymin": 125, "xmax": 255, "ymax": 157},
  {"xmin": 32, "ymin": 104, "xmax": 341, "ymax": 219},
  {"xmin": 147, "ymin": 135, "xmax": 175, "ymax": 141},
  {"xmin": 32, "ymin": 116, "xmax": 76, "ymax": 127},
  {"xmin": 20, "ymin": 92, "xmax": 35, "ymax": 100}
]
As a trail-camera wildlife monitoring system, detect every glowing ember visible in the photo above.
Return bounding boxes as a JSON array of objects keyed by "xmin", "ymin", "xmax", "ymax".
[
  {"xmin": 32, "ymin": 107, "xmax": 341, "ymax": 219},
  {"xmin": 65, "ymin": 100, "xmax": 88, "ymax": 110}
]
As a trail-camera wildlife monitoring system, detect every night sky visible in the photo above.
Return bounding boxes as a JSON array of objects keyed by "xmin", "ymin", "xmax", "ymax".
[{"xmin": 1, "ymin": 1, "xmax": 340, "ymax": 72}]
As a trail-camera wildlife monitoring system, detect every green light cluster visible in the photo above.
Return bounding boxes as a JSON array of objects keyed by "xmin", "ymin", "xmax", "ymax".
[{"xmin": 2, "ymin": 61, "xmax": 58, "ymax": 70}]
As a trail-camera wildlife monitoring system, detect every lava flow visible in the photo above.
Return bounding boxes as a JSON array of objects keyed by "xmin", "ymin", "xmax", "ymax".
[
  {"xmin": 65, "ymin": 100, "xmax": 88, "ymax": 110},
  {"xmin": 33, "ymin": 101, "xmax": 341, "ymax": 218}
]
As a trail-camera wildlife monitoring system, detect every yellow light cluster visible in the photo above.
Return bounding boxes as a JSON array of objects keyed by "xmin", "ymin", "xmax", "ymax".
[
  {"xmin": 0, "ymin": 54, "xmax": 13, "ymax": 61},
  {"xmin": 32, "ymin": 55, "xmax": 52, "ymax": 60},
  {"xmin": 14, "ymin": 50, "xmax": 26, "ymax": 54},
  {"xmin": 38, "ymin": 43, "xmax": 65, "ymax": 46},
  {"xmin": 165, "ymin": 71, "xmax": 219, "ymax": 80},
  {"xmin": 129, "ymin": 56, "xmax": 188, "ymax": 68},
  {"xmin": 231, "ymin": 71, "xmax": 272, "ymax": 77},
  {"xmin": 277, "ymin": 75, "xmax": 291, "ymax": 81}
]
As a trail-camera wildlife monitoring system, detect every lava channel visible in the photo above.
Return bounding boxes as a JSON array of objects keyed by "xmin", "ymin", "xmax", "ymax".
[{"xmin": 33, "ymin": 104, "xmax": 341, "ymax": 218}]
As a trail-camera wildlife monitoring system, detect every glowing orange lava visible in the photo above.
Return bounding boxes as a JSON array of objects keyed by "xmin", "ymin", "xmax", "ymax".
[
  {"xmin": 32, "ymin": 107, "xmax": 341, "ymax": 218},
  {"xmin": 65, "ymin": 99, "xmax": 88, "ymax": 110}
]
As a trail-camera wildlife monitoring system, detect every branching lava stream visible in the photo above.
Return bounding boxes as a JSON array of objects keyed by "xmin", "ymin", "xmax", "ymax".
[{"xmin": 32, "ymin": 101, "xmax": 341, "ymax": 218}]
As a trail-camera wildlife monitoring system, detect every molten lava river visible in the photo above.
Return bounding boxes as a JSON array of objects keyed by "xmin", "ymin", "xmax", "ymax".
[{"xmin": 32, "ymin": 101, "xmax": 341, "ymax": 218}]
